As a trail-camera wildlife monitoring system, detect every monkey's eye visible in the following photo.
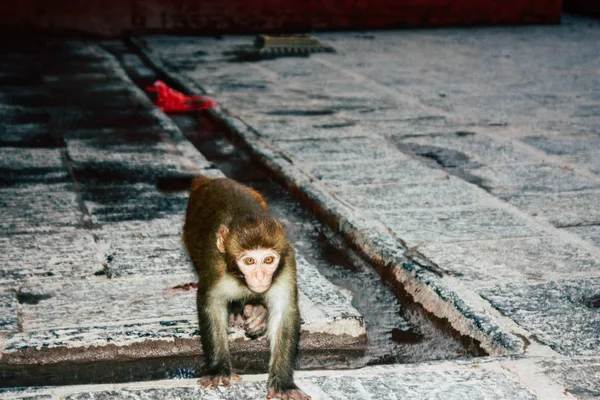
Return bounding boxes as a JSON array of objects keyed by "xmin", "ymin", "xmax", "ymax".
[
  {"xmin": 264, "ymin": 256, "xmax": 274, "ymax": 264},
  {"xmin": 243, "ymin": 257, "xmax": 255, "ymax": 265}
]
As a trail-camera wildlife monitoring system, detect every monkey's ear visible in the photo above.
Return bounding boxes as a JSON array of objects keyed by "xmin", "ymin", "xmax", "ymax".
[{"xmin": 216, "ymin": 225, "xmax": 229, "ymax": 253}]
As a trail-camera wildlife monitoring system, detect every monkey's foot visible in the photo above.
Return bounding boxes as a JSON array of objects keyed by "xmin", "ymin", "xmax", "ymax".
[
  {"xmin": 266, "ymin": 387, "xmax": 311, "ymax": 400},
  {"xmin": 198, "ymin": 373, "xmax": 241, "ymax": 389},
  {"xmin": 244, "ymin": 304, "xmax": 268, "ymax": 338}
]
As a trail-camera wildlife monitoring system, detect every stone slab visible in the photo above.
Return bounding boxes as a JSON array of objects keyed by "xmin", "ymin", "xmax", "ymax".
[
  {"xmin": 0, "ymin": 184, "xmax": 81, "ymax": 235},
  {"xmin": 95, "ymin": 216, "xmax": 189, "ymax": 278},
  {"xmin": 480, "ymin": 278, "xmax": 600, "ymax": 356},
  {"xmin": 522, "ymin": 135, "xmax": 600, "ymax": 156},
  {"xmin": 81, "ymin": 182, "xmax": 189, "ymax": 224},
  {"xmin": 373, "ymin": 117, "xmax": 480, "ymax": 138},
  {"xmin": 0, "ymin": 123, "xmax": 60, "ymax": 148},
  {"xmin": 421, "ymin": 236, "xmax": 600, "ymax": 286},
  {"xmin": 503, "ymin": 190, "xmax": 600, "ymax": 227},
  {"xmin": 306, "ymin": 158, "xmax": 447, "ymax": 188},
  {"xmin": 333, "ymin": 178, "xmax": 488, "ymax": 212},
  {"xmin": 0, "ymin": 147, "xmax": 68, "ymax": 186},
  {"xmin": 385, "ymin": 207, "xmax": 541, "ymax": 245},
  {"xmin": 0, "ymin": 229, "xmax": 101, "ymax": 284},
  {"xmin": 465, "ymin": 164, "xmax": 600, "ymax": 195},
  {"xmin": 274, "ymin": 136, "xmax": 405, "ymax": 165},
  {"xmin": 0, "ymin": 289, "xmax": 19, "ymax": 332},
  {"xmin": 537, "ymin": 358, "xmax": 600, "ymax": 399},
  {"xmin": 564, "ymin": 152, "xmax": 600, "ymax": 176},
  {"xmin": 243, "ymin": 119, "xmax": 379, "ymax": 141},
  {"xmin": 397, "ymin": 132, "xmax": 538, "ymax": 167},
  {"xmin": 2, "ymin": 253, "xmax": 363, "ymax": 362},
  {"xmin": 66, "ymin": 139, "xmax": 192, "ymax": 183},
  {"xmin": 564, "ymin": 225, "xmax": 600, "ymax": 249},
  {"xmin": 0, "ymin": 363, "xmax": 540, "ymax": 400}
]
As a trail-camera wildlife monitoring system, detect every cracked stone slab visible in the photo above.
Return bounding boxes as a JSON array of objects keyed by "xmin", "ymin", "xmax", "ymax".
[
  {"xmin": 1, "ymin": 253, "xmax": 363, "ymax": 363},
  {"xmin": 0, "ymin": 229, "xmax": 101, "ymax": 284},
  {"xmin": 333, "ymin": 177, "xmax": 488, "ymax": 212},
  {"xmin": 385, "ymin": 207, "xmax": 542, "ymax": 245},
  {"xmin": 420, "ymin": 236, "xmax": 600, "ymax": 286},
  {"xmin": 537, "ymin": 358, "xmax": 600, "ymax": 399},
  {"xmin": 480, "ymin": 278, "xmax": 600, "ymax": 356},
  {"xmin": 0, "ymin": 183, "xmax": 81, "ymax": 235},
  {"xmin": 0, "ymin": 362, "xmax": 539, "ymax": 400},
  {"xmin": 464, "ymin": 164, "xmax": 600, "ymax": 195},
  {"xmin": 502, "ymin": 190, "xmax": 600, "ymax": 227}
]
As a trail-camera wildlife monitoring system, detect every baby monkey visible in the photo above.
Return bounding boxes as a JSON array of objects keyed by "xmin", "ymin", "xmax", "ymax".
[{"xmin": 183, "ymin": 175, "xmax": 310, "ymax": 400}]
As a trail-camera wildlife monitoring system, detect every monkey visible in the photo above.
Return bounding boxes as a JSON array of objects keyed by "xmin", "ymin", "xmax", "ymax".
[{"xmin": 183, "ymin": 175, "xmax": 311, "ymax": 400}]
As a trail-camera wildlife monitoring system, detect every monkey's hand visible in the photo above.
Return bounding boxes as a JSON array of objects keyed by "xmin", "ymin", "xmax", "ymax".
[
  {"xmin": 198, "ymin": 373, "xmax": 241, "ymax": 389},
  {"xmin": 243, "ymin": 304, "xmax": 268, "ymax": 338},
  {"xmin": 266, "ymin": 387, "xmax": 311, "ymax": 400}
]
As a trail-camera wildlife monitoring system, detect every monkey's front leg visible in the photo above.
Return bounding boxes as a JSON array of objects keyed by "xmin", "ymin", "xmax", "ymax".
[
  {"xmin": 197, "ymin": 293, "xmax": 241, "ymax": 389},
  {"xmin": 266, "ymin": 301, "xmax": 310, "ymax": 400}
]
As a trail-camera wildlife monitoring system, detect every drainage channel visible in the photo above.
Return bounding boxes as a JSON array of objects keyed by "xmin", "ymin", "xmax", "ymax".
[{"xmin": 110, "ymin": 40, "xmax": 486, "ymax": 367}]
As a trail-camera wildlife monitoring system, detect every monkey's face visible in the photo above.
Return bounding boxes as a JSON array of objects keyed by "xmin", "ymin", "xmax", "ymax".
[{"xmin": 235, "ymin": 249, "xmax": 280, "ymax": 293}]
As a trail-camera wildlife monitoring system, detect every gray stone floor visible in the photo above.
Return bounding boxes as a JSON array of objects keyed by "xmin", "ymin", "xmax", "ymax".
[
  {"xmin": 0, "ymin": 39, "xmax": 363, "ymax": 373},
  {"xmin": 131, "ymin": 13, "xmax": 600, "ymax": 398}
]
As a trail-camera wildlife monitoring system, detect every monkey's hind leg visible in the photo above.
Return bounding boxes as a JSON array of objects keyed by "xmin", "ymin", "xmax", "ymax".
[{"xmin": 197, "ymin": 293, "xmax": 241, "ymax": 389}]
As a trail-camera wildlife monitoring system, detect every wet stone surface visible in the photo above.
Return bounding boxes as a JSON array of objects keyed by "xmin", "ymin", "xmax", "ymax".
[{"xmin": 480, "ymin": 278, "xmax": 600, "ymax": 356}]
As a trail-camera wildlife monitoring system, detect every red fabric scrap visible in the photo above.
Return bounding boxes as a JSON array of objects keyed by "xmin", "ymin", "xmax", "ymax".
[{"xmin": 146, "ymin": 80, "xmax": 215, "ymax": 112}]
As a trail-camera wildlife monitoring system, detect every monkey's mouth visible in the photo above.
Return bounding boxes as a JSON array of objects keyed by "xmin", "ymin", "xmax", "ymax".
[{"xmin": 248, "ymin": 285, "xmax": 270, "ymax": 293}]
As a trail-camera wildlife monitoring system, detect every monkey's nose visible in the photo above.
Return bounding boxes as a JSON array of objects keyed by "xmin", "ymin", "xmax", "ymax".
[{"xmin": 256, "ymin": 267, "xmax": 266, "ymax": 282}]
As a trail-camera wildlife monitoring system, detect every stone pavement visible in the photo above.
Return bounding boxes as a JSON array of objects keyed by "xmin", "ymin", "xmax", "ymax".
[
  {"xmin": 0, "ymin": 38, "xmax": 364, "ymax": 384},
  {"xmin": 0, "ymin": 359, "xmax": 580, "ymax": 400},
  {"xmin": 132, "ymin": 14, "xmax": 600, "ymax": 398}
]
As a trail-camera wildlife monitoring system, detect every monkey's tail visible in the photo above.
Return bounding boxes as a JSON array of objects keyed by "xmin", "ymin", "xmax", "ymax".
[{"xmin": 191, "ymin": 175, "xmax": 213, "ymax": 191}]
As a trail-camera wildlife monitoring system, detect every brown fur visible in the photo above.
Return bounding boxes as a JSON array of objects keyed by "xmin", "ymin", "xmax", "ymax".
[{"xmin": 182, "ymin": 174, "xmax": 308, "ymax": 399}]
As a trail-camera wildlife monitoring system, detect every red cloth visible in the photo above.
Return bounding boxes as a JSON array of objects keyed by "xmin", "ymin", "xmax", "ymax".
[{"xmin": 146, "ymin": 80, "xmax": 215, "ymax": 112}]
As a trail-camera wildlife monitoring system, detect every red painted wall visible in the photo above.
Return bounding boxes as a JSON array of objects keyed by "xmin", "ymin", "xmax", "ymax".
[{"xmin": 1, "ymin": 0, "xmax": 562, "ymax": 37}]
